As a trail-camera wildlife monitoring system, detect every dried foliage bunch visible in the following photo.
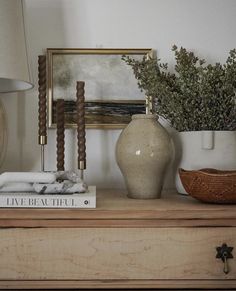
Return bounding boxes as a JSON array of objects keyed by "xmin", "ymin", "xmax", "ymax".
[{"xmin": 122, "ymin": 46, "xmax": 236, "ymax": 131}]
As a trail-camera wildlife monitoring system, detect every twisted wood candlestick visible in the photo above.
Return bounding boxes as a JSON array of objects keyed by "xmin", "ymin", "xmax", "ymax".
[
  {"xmin": 56, "ymin": 99, "xmax": 65, "ymax": 172},
  {"xmin": 38, "ymin": 55, "xmax": 47, "ymax": 171},
  {"xmin": 76, "ymin": 81, "xmax": 86, "ymax": 179}
]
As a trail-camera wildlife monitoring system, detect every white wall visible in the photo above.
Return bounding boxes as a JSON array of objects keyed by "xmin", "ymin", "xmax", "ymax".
[{"xmin": 1, "ymin": 0, "xmax": 236, "ymax": 188}]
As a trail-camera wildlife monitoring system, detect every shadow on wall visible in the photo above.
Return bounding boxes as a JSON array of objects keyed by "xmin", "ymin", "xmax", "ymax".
[{"xmin": 0, "ymin": 93, "xmax": 25, "ymax": 172}]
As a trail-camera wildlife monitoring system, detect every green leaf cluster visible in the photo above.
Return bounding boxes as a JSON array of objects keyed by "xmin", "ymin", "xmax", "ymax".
[{"xmin": 122, "ymin": 46, "xmax": 236, "ymax": 131}]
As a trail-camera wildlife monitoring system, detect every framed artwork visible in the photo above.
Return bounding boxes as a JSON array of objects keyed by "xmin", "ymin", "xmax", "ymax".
[{"xmin": 47, "ymin": 48, "xmax": 153, "ymax": 129}]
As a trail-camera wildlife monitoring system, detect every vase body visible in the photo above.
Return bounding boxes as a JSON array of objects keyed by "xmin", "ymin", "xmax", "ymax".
[
  {"xmin": 174, "ymin": 130, "xmax": 236, "ymax": 194},
  {"xmin": 116, "ymin": 114, "xmax": 172, "ymax": 199}
]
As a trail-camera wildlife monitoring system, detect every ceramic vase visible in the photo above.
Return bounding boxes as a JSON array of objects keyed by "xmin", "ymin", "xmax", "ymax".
[
  {"xmin": 173, "ymin": 130, "xmax": 236, "ymax": 194},
  {"xmin": 116, "ymin": 114, "xmax": 172, "ymax": 199}
]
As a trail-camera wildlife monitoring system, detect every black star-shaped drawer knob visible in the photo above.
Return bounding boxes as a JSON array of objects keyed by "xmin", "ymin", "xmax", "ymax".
[{"xmin": 216, "ymin": 243, "xmax": 234, "ymax": 274}]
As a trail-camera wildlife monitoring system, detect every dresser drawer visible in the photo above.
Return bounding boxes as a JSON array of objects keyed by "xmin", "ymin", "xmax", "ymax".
[{"xmin": 0, "ymin": 227, "xmax": 235, "ymax": 280}]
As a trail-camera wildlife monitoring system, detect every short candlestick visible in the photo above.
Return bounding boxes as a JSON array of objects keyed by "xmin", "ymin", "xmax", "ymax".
[{"xmin": 56, "ymin": 99, "xmax": 65, "ymax": 172}]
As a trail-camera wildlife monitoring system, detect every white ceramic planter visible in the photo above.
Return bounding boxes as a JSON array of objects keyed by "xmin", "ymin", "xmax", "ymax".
[
  {"xmin": 174, "ymin": 131, "xmax": 236, "ymax": 194},
  {"xmin": 116, "ymin": 114, "xmax": 173, "ymax": 199}
]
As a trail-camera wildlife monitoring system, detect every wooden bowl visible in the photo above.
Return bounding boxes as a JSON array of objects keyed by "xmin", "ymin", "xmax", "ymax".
[{"xmin": 179, "ymin": 168, "xmax": 236, "ymax": 204}]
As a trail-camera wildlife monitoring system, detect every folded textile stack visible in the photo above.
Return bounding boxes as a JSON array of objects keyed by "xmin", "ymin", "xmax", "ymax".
[{"xmin": 0, "ymin": 171, "xmax": 88, "ymax": 194}]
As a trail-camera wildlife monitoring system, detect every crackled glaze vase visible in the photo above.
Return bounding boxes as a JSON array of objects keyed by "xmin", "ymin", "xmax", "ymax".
[{"xmin": 116, "ymin": 114, "xmax": 172, "ymax": 199}]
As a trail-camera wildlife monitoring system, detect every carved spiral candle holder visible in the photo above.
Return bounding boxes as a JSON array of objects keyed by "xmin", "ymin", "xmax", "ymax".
[
  {"xmin": 38, "ymin": 55, "xmax": 47, "ymax": 171},
  {"xmin": 56, "ymin": 99, "xmax": 65, "ymax": 171},
  {"xmin": 38, "ymin": 55, "xmax": 47, "ymax": 145},
  {"xmin": 76, "ymin": 81, "xmax": 86, "ymax": 172}
]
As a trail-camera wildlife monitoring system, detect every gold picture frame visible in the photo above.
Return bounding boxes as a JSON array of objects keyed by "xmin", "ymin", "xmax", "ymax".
[{"xmin": 47, "ymin": 48, "xmax": 153, "ymax": 129}]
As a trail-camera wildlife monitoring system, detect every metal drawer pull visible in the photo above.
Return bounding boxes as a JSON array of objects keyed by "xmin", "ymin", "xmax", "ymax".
[{"xmin": 216, "ymin": 243, "xmax": 234, "ymax": 274}]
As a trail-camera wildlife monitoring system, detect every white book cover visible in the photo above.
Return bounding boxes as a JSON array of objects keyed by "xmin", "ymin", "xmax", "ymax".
[{"xmin": 0, "ymin": 186, "xmax": 96, "ymax": 209}]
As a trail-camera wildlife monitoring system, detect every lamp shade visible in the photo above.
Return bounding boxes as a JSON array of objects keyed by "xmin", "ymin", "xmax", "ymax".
[{"xmin": 0, "ymin": 0, "xmax": 33, "ymax": 93}]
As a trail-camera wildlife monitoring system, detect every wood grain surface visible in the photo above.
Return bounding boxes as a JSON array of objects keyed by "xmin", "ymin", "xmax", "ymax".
[
  {"xmin": 0, "ymin": 189, "xmax": 236, "ymax": 223},
  {"xmin": 0, "ymin": 279, "xmax": 236, "ymax": 290},
  {"xmin": 0, "ymin": 227, "xmax": 235, "ymax": 281},
  {"xmin": 0, "ymin": 189, "xmax": 236, "ymax": 289}
]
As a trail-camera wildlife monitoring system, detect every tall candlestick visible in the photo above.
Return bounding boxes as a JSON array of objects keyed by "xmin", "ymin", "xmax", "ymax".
[
  {"xmin": 76, "ymin": 81, "xmax": 86, "ymax": 180},
  {"xmin": 38, "ymin": 55, "xmax": 47, "ymax": 171},
  {"xmin": 56, "ymin": 99, "xmax": 65, "ymax": 172}
]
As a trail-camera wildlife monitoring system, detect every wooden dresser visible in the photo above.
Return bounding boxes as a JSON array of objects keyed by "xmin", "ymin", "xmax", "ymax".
[{"xmin": 0, "ymin": 189, "xmax": 235, "ymax": 290}]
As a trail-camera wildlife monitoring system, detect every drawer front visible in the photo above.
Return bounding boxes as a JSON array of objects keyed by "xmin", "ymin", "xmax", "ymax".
[{"xmin": 0, "ymin": 227, "xmax": 235, "ymax": 280}]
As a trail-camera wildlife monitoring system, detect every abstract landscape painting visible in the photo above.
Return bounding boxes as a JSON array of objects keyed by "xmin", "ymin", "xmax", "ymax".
[
  {"xmin": 47, "ymin": 49, "xmax": 152, "ymax": 128},
  {"xmin": 52, "ymin": 100, "xmax": 146, "ymax": 128}
]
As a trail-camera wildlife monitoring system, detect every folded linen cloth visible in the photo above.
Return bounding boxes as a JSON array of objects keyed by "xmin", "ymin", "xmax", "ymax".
[{"xmin": 0, "ymin": 171, "xmax": 88, "ymax": 194}]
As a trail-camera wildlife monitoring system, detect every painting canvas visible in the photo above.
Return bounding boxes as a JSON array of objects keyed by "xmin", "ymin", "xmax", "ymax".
[{"xmin": 47, "ymin": 49, "xmax": 153, "ymax": 128}]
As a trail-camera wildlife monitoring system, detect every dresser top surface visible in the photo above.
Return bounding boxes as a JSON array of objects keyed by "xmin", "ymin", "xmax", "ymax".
[{"xmin": 0, "ymin": 188, "xmax": 235, "ymax": 221}]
